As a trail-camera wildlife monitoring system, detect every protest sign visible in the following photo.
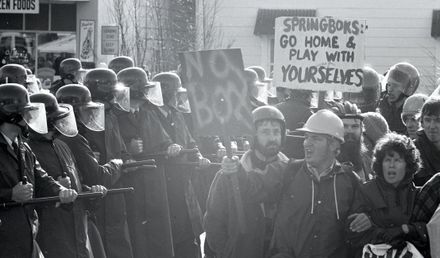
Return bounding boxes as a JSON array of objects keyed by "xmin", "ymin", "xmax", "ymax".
[
  {"xmin": 179, "ymin": 48, "xmax": 253, "ymax": 137},
  {"xmin": 274, "ymin": 16, "xmax": 366, "ymax": 92}
]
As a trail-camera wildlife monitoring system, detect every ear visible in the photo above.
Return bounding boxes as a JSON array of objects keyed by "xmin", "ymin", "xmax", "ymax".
[{"xmin": 328, "ymin": 138, "xmax": 341, "ymax": 155}]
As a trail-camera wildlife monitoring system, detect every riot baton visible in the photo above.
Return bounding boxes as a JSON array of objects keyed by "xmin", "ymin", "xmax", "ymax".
[
  {"xmin": 166, "ymin": 161, "xmax": 221, "ymax": 167},
  {"xmin": 0, "ymin": 187, "xmax": 134, "ymax": 209},
  {"xmin": 132, "ymin": 148, "xmax": 199, "ymax": 160},
  {"xmin": 122, "ymin": 159, "xmax": 157, "ymax": 170}
]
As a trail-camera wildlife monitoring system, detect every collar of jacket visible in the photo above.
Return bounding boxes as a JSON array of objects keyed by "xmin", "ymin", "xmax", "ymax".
[
  {"xmin": 0, "ymin": 132, "xmax": 10, "ymax": 147},
  {"xmin": 240, "ymin": 149, "xmax": 289, "ymax": 174}
]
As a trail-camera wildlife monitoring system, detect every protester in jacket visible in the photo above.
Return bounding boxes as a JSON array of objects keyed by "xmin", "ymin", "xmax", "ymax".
[
  {"xmin": 204, "ymin": 106, "xmax": 289, "ymax": 258},
  {"xmin": 28, "ymin": 93, "xmax": 107, "ymax": 258},
  {"xmin": 270, "ymin": 110, "xmax": 370, "ymax": 258},
  {"xmin": 401, "ymin": 94, "xmax": 428, "ymax": 139},
  {"xmin": 349, "ymin": 132, "xmax": 428, "ymax": 256},
  {"xmin": 0, "ymin": 83, "xmax": 77, "ymax": 258},
  {"xmin": 219, "ymin": 109, "xmax": 371, "ymax": 258},
  {"xmin": 326, "ymin": 100, "xmax": 375, "ymax": 182},
  {"xmin": 413, "ymin": 97, "xmax": 440, "ymax": 186}
]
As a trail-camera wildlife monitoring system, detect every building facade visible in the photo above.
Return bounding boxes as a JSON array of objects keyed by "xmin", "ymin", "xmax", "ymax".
[
  {"xmin": 198, "ymin": 0, "xmax": 440, "ymax": 94},
  {"xmin": 0, "ymin": 0, "xmax": 115, "ymax": 84}
]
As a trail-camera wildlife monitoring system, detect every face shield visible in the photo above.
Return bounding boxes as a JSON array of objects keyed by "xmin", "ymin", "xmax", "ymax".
[
  {"xmin": 21, "ymin": 103, "xmax": 48, "ymax": 134},
  {"xmin": 177, "ymin": 87, "xmax": 191, "ymax": 113},
  {"xmin": 50, "ymin": 104, "xmax": 78, "ymax": 137},
  {"xmin": 77, "ymin": 102, "xmax": 105, "ymax": 131},
  {"xmin": 265, "ymin": 81, "xmax": 277, "ymax": 99},
  {"xmin": 109, "ymin": 84, "xmax": 130, "ymax": 112},
  {"xmin": 145, "ymin": 81, "xmax": 163, "ymax": 107},
  {"xmin": 249, "ymin": 81, "xmax": 268, "ymax": 105},
  {"xmin": 125, "ymin": 81, "xmax": 164, "ymax": 107},
  {"xmin": 26, "ymin": 75, "xmax": 40, "ymax": 95}
]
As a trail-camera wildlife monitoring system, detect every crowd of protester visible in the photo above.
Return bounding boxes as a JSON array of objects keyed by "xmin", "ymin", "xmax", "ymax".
[{"xmin": 1, "ymin": 55, "xmax": 440, "ymax": 258}]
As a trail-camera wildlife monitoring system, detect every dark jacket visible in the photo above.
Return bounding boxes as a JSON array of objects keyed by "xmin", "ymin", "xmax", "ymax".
[
  {"xmin": 275, "ymin": 98, "xmax": 313, "ymax": 132},
  {"xmin": 204, "ymin": 150, "xmax": 289, "ymax": 258},
  {"xmin": 414, "ymin": 130, "xmax": 440, "ymax": 186},
  {"xmin": 271, "ymin": 160, "xmax": 364, "ymax": 258},
  {"xmin": 378, "ymin": 95, "xmax": 406, "ymax": 135},
  {"xmin": 117, "ymin": 101, "xmax": 175, "ymax": 258},
  {"xmin": 349, "ymin": 161, "xmax": 428, "ymax": 257},
  {"xmin": 0, "ymin": 134, "xmax": 63, "ymax": 258},
  {"xmin": 82, "ymin": 108, "xmax": 134, "ymax": 258},
  {"xmin": 28, "ymin": 137, "xmax": 92, "ymax": 258},
  {"xmin": 60, "ymin": 133, "xmax": 122, "ymax": 187},
  {"xmin": 154, "ymin": 106, "xmax": 205, "ymax": 244}
]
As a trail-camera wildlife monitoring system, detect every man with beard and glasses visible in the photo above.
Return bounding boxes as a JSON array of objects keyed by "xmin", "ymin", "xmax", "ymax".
[
  {"xmin": 204, "ymin": 106, "xmax": 289, "ymax": 258},
  {"xmin": 326, "ymin": 100, "xmax": 374, "ymax": 182}
]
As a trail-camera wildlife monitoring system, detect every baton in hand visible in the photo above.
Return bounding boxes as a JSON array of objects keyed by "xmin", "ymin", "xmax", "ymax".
[
  {"xmin": 133, "ymin": 148, "xmax": 199, "ymax": 160},
  {"xmin": 122, "ymin": 159, "xmax": 157, "ymax": 170},
  {"xmin": 0, "ymin": 187, "xmax": 134, "ymax": 209}
]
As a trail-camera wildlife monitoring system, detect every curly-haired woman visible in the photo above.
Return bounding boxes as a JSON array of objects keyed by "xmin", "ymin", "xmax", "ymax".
[{"xmin": 350, "ymin": 132, "xmax": 428, "ymax": 256}]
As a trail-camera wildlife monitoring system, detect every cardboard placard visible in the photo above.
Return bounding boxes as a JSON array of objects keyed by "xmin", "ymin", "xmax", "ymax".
[
  {"xmin": 274, "ymin": 16, "xmax": 366, "ymax": 92},
  {"xmin": 179, "ymin": 48, "xmax": 253, "ymax": 137}
]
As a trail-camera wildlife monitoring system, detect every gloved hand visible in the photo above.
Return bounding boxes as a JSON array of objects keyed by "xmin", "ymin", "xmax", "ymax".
[
  {"xmin": 379, "ymin": 227, "xmax": 404, "ymax": 243},
  {"xmin": 221, "ymin": 156, "xmax": 239, "ymax": 174}
]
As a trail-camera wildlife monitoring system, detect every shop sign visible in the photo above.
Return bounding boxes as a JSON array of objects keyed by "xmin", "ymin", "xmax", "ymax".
[
  {"xmin": 101, "ymin": 26, "xmax": 119, "ymax": 55},
  {"xmin": 0, "ymin": 0, "xmax": 39, "ymax": 13}
]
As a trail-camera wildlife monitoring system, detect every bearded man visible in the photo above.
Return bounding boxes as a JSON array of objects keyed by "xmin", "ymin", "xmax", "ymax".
[
  {"xmin": 204, "ymin": 106, "xmax": 289, "ymax": 258},
  {"xmin": 326, "ymin": 100, "xmax": 374, "ymax": 182}
]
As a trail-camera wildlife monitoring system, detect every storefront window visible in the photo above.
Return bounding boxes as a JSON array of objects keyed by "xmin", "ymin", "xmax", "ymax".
[
  {"xmin": 37, "ymin": 33, "xmax": 76, "ymax": 86},
  {"xmin": 0, "ymin": 32, "xmax": 36, "ymax": 71}
]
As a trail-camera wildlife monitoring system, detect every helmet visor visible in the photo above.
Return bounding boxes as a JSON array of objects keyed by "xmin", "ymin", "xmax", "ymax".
[
  {"xmin": 250, "ymin": 82, "xmax": 268, "ymax": 104},
  {"xmin": 52, "ymin": 104, "xmax": 78, "ymax": 137},
  {"xmin": 110, "ymin": 84, "xmax": 130, "ymax": 112},
  {"xmin": 78, "ymin": 103, "xmax": 105, "ymax": 131},
  {"xmin": 177, "ymin": 90, "xmax": 191, "ymax": 113},
  {"xmin": 145, "ymin": 81, "xmax": 163, "ymax": 107},
  {"xmin": 26, "ymin": 75, "xmax": 40, "ymax": 95},
  {"xmin": 22, "ymin": 103, "xmax": 48, "ymax": 134}
]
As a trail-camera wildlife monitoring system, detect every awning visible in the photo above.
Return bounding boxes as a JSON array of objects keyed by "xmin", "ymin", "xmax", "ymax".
[
  {"xmin": 254, "ymin": 9, "xmax": 316, "ymax": 35},
  {"xmin": 38, "ymin": 34, "xmax": 76, "ymax": 53}
]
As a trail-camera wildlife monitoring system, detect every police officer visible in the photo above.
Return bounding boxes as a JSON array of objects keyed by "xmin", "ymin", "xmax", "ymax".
[
  {"xmin": 56, "ymin": 84, "xmax": 124, "ymax": 258},
  {"xmin": 117, "ymin": 67, "xmax": 172, "ymax": 257},
  {"xmin": 0, "ymin": 63, "xmax": 39, "ymax": 94},
  {"xmin": 50, "ymin": 58, "xmax": 84, "ymax": 94},
  {"xmin": 379, "ymin": 62, "xmax": 420, "ymax": 134},
  {"xmin": 28, "ymin": 92, "xmax": 107, "ymax": 258},
  {"xmin": 108, "ymin": 56, "xmax": 134, "ymax": 74},
  {"xmin": 343, "ymin": 66, "xmax": 382, "ymax": 113},
  {"xmin": 83, "ymin": 68, "xmax": 134, "ymax": 258},
  {"xmin": 0, "ymin": 83, "xmax": 77, "ymax": 257},
  {"xmin": 153, "ymin": 71, "xmax": 210, "ymax": 258}
]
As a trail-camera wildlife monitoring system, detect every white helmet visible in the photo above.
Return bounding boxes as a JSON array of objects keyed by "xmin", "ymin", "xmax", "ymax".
[{"xmin": 297, "ymin": 109, "xmax": 345, "ymax": 143}]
